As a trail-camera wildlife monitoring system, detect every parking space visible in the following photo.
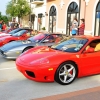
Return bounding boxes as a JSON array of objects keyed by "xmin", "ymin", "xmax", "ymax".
[{"xmin": 0, "ymin": 55, "xmax": 100, "ymax": 100}]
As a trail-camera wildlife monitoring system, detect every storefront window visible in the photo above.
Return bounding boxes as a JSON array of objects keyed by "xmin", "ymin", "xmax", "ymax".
[
  {"xmin": 66, "ymin": 2, "xmax": 79, "ymax": 35},
  {"xmin": 95, "ymin": 1, "xmax": 100, "ymax": 36},
  {"xmin": 49, "ymin": 6, "xmax": 57, "ymax": 33}
]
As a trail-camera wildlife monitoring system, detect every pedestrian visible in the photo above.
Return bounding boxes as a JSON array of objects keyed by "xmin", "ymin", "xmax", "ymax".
[
  {"xmin": 70, "ymin": 18, "xmax": 78, "ymax": 36},
  {"xmin": 0, "ymin": 20, "xmax": 3, "ymax": 31},
  {"xmin": 14, "ymin": 21, "xmax": 19, "ymax": 28},
  {"xmin": 78, "ymin": 18, "xmax": 85, "ymax": 35},
  {"xmin": 2, "ymin": 22, "xmax": 7, "ymax": 31},
  {"xmin": 29, "ymin": 20, "xmax": 32, "ymax": 29},
  {"xmin": 8, "ymin": 20, "xmax": 12, "ymax": 28}
]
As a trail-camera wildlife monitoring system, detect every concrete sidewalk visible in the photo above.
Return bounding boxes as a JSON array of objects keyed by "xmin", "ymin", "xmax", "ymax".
[{"xmin": 34, "ymin": 86, "xmax": 100, "ymax": 100}]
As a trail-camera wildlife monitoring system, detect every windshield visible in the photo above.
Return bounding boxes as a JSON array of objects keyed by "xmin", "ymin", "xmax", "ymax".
[
  {"xmin": 8, "ymin": 28, "xmax": 21, "ymax": 35},
  {"xmin": 12, "ymin": 30, "xmax": 26, "ymax": 37},
  {"xmin": 28, "ymin": 33, "xmax": 47, "ymax": 42},
  {"xmin": 51, "ymin": 37, "xmax": 88, "ymax": 52}
]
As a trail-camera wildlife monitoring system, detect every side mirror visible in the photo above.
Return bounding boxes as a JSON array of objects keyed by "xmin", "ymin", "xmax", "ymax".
[{"xmin": 83, "ymin": 48, "xmax": 94, "ymax": 53}]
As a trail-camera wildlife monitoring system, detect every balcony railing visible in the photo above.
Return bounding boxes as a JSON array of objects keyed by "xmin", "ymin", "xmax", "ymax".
[{"xmin": 30, "ymin": 0, "xmax": 44, "ymax": 4}]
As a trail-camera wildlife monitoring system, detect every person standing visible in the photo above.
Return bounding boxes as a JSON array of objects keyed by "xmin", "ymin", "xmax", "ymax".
[
  {"xmin": 29, "ymin": 20, "xmax": 32, "ymax": 29},
  {"xmin": 70, "ymin": 18, "xmax": 78, "ymax": 36},
  {"xmin": 0, "ymin": 21, "xmax": 2, "ymax": 31},
  {"xmin": 2, "ymin": 22, "xmax": 7, "ymax": 31},
  {"xmin": 78, "ymin": 18, "xmax": 85, "ymax": 35}
]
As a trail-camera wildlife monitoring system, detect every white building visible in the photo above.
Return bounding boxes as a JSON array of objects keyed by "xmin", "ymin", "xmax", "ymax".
[{"xmin": 24, "ymin": 0, "xmax": 47, "ymax": 31}]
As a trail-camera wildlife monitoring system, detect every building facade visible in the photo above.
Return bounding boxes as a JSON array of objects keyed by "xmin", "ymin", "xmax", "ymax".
[
  {"xmin": 14, "ymin": 0, "xmax": 47, "ymax": 31},
  {"xmin": 26, "ymin": 0, "xmax": 47, "ymax": 31},
  {"xmin": 45, "ymin": 0, "xmax": 100, "ymax": 36}
]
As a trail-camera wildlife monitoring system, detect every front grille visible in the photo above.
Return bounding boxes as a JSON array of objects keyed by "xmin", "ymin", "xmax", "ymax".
[{"xmin": 26, "ymin": 71, "xmax": 35, "ymax": 78}]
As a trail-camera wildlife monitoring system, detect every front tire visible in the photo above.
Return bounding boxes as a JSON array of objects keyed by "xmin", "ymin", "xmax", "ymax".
[{"xmin": 55, "ymin": 61, "xmax": 78, "ymax": 85}]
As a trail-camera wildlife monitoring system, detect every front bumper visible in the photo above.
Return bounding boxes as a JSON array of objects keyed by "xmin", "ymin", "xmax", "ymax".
[
  {"xmin": 16, "ymin": 58, "xmax": 57, "ymax": 82},
  {"xmin": 0, "ymin": 49, "xmax": 22, "ymax": 59}
]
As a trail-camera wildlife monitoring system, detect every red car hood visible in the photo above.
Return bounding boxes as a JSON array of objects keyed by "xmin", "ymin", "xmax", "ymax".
[{"xmin": 18, "ymin": 46, "xmax": 72, "ymax": 65}]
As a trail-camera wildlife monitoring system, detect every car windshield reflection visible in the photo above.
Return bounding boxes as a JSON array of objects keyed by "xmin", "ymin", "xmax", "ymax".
[
  {"xmin": 9, "ymin": 28, "xmax": 21, "ymax": 35},
  {"xmin": 12, "ymin": 30, "xmax": 26, "ymax": 36},
  {"xmin": 28, "ymin": 33, "xmax": 48, "ymax": 42},
  {"xmin": 51, "ymin": 37, "xmax": 88, "ymax": 52}
]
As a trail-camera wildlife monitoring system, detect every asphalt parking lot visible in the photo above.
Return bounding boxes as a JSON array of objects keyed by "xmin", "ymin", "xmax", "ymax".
[{"xmin": 0, "ymin": 55, "xmax": 100, "ymax": 100}]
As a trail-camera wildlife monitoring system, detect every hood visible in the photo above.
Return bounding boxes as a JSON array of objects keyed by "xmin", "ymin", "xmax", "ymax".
[
  {"xmin": 19, "ymin": 47, "xmax": 62, "ymax": 64},
  {"xmin": 0, "ymin": 40, "xmax": 24, "ymax": 51},
  {"xmin": 0, "ymin": 35, "xmax": 12, "ymax": 40}
]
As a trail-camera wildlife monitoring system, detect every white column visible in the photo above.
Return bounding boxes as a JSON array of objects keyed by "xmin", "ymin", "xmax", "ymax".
[
  {"xmin": 34, "ymin": 15, "xmax": 38, "ymax": 30},
  {"xmin": 42, "ymin": 15, "xmax": 45, "ymax": 28}
]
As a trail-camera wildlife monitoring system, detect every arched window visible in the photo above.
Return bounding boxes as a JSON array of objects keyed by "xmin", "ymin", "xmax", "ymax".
[
  {"xmin": 66, "ymin": 2, "xmax": 79, "ymax": 35},
  {"xmin": 49, "ymin": 6, "xmax": 57, "ymax": 33},
  {"xmin": 94, "ymin": 1, "xmax": 100, "ymax": 36}
]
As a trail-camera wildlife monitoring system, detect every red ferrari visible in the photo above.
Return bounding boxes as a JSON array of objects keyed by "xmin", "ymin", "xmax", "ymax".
[
  {"xmin": 0, "ymin": 28, "xmax": 13, "ymax": 34},
  {"xmin": 16, "ymin": 35, "xmax": 100, "ymax": 85},
  {"xmin": 0, "ymin": 29, "xmax": 32, "ymax": 46}
]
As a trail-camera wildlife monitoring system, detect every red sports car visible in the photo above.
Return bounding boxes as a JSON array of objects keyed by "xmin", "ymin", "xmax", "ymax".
[
  {"xmin": 0, "ymin": 29, "xmax": 32, "ymax": 46},
  {"xmin": 16, "ymin": 35, "xmax": 100, "ymax": 85},
  {"xmin": 0, "ymin": 28, "xmax": 13, "ymax": 34}
]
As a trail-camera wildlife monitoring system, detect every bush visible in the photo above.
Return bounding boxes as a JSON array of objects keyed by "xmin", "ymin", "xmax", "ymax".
[{"xmin": 41, "ymin": 27, "xmax": 46, "ymax": 30}]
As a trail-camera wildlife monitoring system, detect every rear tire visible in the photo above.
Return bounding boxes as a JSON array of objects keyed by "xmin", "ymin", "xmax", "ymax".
[{"xmin": 55, "ymin": 61, "xmax": 78, "ymax": 85}]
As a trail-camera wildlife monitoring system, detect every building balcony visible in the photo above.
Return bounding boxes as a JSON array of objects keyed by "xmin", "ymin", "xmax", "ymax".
[{"xmin": 31, "ymin": 0, "xmax": 44, "ymax": 4}]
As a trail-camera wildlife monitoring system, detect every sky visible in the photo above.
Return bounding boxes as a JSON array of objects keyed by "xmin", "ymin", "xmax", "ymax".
[{"xmin": 0, "ymin": 0, "xmax": 10, "ymax": 15}]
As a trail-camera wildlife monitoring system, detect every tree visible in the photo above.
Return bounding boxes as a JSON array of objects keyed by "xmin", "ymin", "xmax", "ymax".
[
  {"xmin": 6, "ymin": 0, "xmax": 31, "ymax": 22},
  {"xmin": 0, "ymin": 12, "xmax": 9, "ymax": 24},
  {"xmin": 0, "ymin": 12, "xmax": 2, "ymax": 21}
]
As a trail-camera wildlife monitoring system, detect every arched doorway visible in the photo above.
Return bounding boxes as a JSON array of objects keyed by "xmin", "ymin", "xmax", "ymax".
[
  {"xmin": 94, "ymin": 1, "xmax": 100, "ymax": 36},
  {"xmin": 49, "ymin": 6, "xmax": 57, "ymax": 33},
  {"xmin": 66, "ymin": 2, "xmax": 79, "ymax": 35}
]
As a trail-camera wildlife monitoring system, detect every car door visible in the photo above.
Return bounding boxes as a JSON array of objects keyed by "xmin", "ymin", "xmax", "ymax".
[{"xmin": 80, "ymin": 39, "xmax": 100, "ymax": 76}]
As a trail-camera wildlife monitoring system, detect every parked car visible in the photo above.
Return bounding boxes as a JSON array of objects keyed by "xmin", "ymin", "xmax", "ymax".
[
  {"xmin": 0, "ymin": 29, "xmax": 33, "ymax": 47},
  {"xmin": 0, "ymin": 28, "xmax": 13, "ymax": 34},
  {"xmin": 0, "ymin": 28, "xmax": 33, "ymax": 37},
  {"xmin": 0, "ymin": 33, "xmax": 67, "ymax": 59},
  {"xmin": 16, "ymin": 35, "xmax": 100, "ymax": 85}
]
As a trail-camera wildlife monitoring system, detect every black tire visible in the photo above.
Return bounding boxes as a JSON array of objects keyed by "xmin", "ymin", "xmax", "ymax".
[
  {"xmin": 22, "ymin": 47, "xmax": 33, "ymax": 53},
  {"xmin": 55, "ymin": 61, "xmax": 78, "ymax": 85}
]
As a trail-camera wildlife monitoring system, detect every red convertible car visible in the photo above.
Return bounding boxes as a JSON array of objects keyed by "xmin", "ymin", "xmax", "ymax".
[
  {"xmin": 0, "ymin": 28, "xmax": 13, "ymax": 34},
  {"xmin": 0, "ymin": 29, "xmax": 32, "ymax": 46},
  {"xmin": 16, "ymin": 35, "xmax": 100, "ymax": 85}
]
